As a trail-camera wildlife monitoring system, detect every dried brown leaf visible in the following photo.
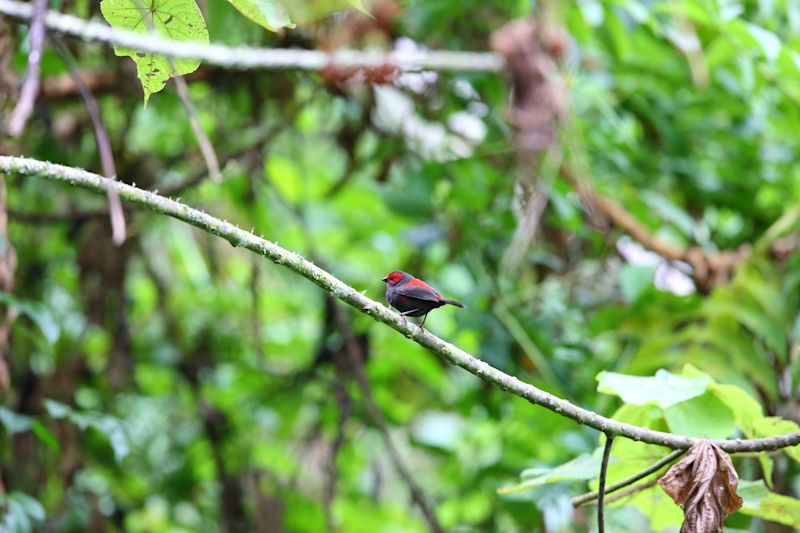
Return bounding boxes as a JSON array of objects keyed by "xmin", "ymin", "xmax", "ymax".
[{"xmin": 659, "ymin": 440, "xmax": 743, "ymax": 533}]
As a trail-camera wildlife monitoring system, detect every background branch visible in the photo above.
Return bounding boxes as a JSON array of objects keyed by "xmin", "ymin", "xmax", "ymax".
[
  {"xmin": 562, "ymin": 165, "xmax": 749, "ymax": 290},
  {"xmin": 330, "ymin": 300, "xmax": 443, "ymax": 533},
  {"xmin": 6, "ymin": 0, "xmax": 48, "ymax": 136},
  {"xmin": 51, "ymin": 35, "xmax": 126, "ymax": 244},
  {"xmin": 3, "ymin": 155, "xmax": 800, "ymax": 454},
  {"xmin": 0, "ymin": 0, "xmax": 503, "ymax": 73},
  {"xmin": 572, "ymin": 448, "xmax": 686, "ymax": 507},
  {"xmin": 172, "ymin": 75, "xmax": 222, "ymax": 183}
]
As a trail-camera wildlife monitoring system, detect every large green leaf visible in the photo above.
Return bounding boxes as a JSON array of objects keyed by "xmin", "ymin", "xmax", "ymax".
[
  {"xmin": 100, "ymin": 0, "xmax": 209, "ymax": 103},
  {"xmin": 739, "ymin": 480, "xmax": 800, "ymax": 528},
  {"xmin": 0, "ymin": 293, "xmax": 59, "ymax": 344},
  {"xmin": 0, "ymin": 492, "xmax": 45, "ymax": 533},
  {"xmin": 497, "ymin": 453, "xmax": 600, "ymax": 495},
  {"xmin": 225, "ymin": 0, "xmax": 295, "ymax": 32},
  {"xmin": 0, "ymin": 406, "xmax": 33, "ymax": 433},
  {"xmin": 663, "ymin": 391, "xmax": 737, "ymax": 438},
  {"xmin": 597, "ymin": 368, "xmax": 710, "ymax": 408},
  {"xmin": 43, "ymin": 400, "xmax": 130, "ymax": 462}
]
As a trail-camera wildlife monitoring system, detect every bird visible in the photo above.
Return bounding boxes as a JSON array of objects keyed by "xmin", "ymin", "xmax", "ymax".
[{"xmin": 382, "ymin": 270, "xmax": 466, "ymax": 328}]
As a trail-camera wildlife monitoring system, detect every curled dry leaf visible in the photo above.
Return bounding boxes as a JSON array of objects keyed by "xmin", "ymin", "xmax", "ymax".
[{"xmin": 659, "ymin": 440, "xmax": 743, "ymax": 533}]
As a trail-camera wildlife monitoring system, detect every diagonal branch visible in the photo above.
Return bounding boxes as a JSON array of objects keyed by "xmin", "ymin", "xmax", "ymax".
[
  {"xmin": 172, "ymin": 75, "xmax": 222, "ymax": 183},
  {"xmin": 562, "ymin": 165, "xmax": 747, "ymax": 290},
  {"xmin": 51, "ymin": 35, "xmax": 126, "ymax": 245},
  {"xmin": 3, "ymin": 155, "xmax": 800, "ymax": 454},
  {"xmin": 330, "ymin": 300, "xmax": 443, "ymax": 533},
  {"xmin": 572, "ymin": 448, "xmax": 686, "ymax": 507},
  {"xmin": 0, "ymin": 0, "xmax": 503, "ymax": 73}
]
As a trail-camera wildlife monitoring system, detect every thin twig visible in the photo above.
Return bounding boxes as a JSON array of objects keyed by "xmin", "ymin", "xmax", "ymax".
[
  {"xmin": 4, "ymin": 155, "xmax": 800, "ymax": 453},
  {"xmin": 6, "ymin": 0, "xmax": 48, "ymax": 136},
  {"xmin": 8, "ymin": 124, "xmax": 282, "ymax": 225},
  {"xmin": 50, "ymin": 35, "xmax": 126, "ymax": 244},
  {"xmin": 603, "ymin": 477, "xmax": 659, "ymax": 506},
  {"xmin": 572, "ymin": 448, "xmax": 686, "ymax": 507},
  {"xmin": 324, "ymin": 370, "xmax": 351, "ymax": 532},
  {"xmin": 173, "ymin": 75, "xmax": 222, "ymax": 182},
  {"xmin": 330, "ymin": 301, "xmax": 443, "ymax": 533},
  {"xmin": 597, "ymin": 434, "xmax": 614, "ymax": 533},
  {"xmin": 0, "ymin": 0, "xmax": 503, "ymax": 73},
  {"xmin": 0, "ymin": 173, "xmax": 16, "ymax": 391},
  {"xmin": 562, "ymin": 164, "xmax": 746, "ymax": 290}
]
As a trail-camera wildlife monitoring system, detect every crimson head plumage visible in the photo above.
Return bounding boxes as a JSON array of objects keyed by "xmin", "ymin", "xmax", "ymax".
[{"xmin": 382, "ymin": 270, "xmax": 412, "ymax": 286}]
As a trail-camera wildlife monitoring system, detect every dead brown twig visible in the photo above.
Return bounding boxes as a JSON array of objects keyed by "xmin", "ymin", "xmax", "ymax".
[{"xmin": 561, "ymin": 165, "xmax": 749, "ymax": 291}]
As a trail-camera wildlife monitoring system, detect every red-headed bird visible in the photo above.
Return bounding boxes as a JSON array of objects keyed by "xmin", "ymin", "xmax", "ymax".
[{"xmin": 382, "ymin": 270, "xmax": 466, "ymax": 328}]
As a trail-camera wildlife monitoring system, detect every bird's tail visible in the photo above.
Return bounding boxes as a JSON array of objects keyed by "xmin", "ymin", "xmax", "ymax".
[{"xmin": 442, "ymin": 298, "xmax": 466, "ymax": 308}]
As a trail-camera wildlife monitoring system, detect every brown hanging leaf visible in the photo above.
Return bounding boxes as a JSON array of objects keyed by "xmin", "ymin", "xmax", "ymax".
[{"xmin": 659, "ymin": 440, "xmax": 743, "ymax": 533}]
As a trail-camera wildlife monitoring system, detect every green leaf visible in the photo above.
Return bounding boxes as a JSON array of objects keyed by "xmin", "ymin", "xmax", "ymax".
[
  {"xmin": 0, "ymin": 406, "xmax": 33, "ymax": 434},
  {"xmin": 605, "ymin": 6, "xmax": 631, "ymax": 60},
  {"xmin": 755, "ymin": 204, "xmax": 800, "ymax": 253},
  {"xmin": 10, "ymin": 493, "xmax": 45, "ymax": 522},
  {"xmin": 597, "ymin": 368, "xmax": 711, "ymax": 408},
  {"xmin": 619, "ymin": 264, "xmax": 655, "ymax": 302},
  {"xmin": 498, "ymin": 453, "xmax": 600, "ymax": 494},
  {"xmin": 627, "ymin": 483, "xmax": 684, "ymax": 530},
  {"xmin": 100, "ymin": 0, "xmax": 209, "ymax": 104},
  {"xmin": 266, "ymin": 154, "xmax": 303, "ymax": 204},
  {"xmin": 44, "ymin": 400, "xmax": 130, "ymax": 461},
  {"xmin": 739, "ymin": 480, "xmax": 800, "ymax": 528},
  {"xmin": 663, "ymin": 391, "xmax": 737, "ymax": 438},
  {"xmin": 745, "ymin": 23, "xmax": 781, "ymax": 62},
  {"xmin": 0, "ymin": 492, "xmax": 45, "ymax": 532},
  {"xmin": 225, "ymin": 0, "xmax": 295, "ymax": 32},
  {"xmin": 31, "ymin": 420, "xmax": 61, "ymax": 453},
  {"xmin": 0, "ymin": 292, "xmax": 59, "ymax": 344},
  {"xmin": 709, "ymin": 383, "xmax": 764, "ymax": 436}
]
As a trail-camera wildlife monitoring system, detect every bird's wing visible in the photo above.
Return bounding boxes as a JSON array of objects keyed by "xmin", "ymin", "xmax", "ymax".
[{"xmin": 394, "ymin": 281, "xmax": 441, "ymax": 302}]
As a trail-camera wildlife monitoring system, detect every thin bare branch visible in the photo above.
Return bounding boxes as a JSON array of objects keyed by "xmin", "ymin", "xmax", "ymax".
[
  {"xmin": 173, "ymin": 76, "xmax": 222, "ymax": 183},
  {"xmin": 51, "ymin": 35, "xmax": 126, "ymax": 244},
  {"xmin": 0, "ymin": 0, "xmax": 503, "ymax": 73},
  {"xmin": 562, "ymin": 165, "xmax": 747, "ymax": 290},
  {"xmin": 573, "ymin": 448, "xmax": 686, "ymax": 507},
  {"xmin": 0, "ymin": 173, "xmax": 16, "ymax": 390},
  {"xmin": 604, "ymin": 477, "xmax": 659, "ymax": 506},
  {"xmin": 6, "ymin": 0, "xmax": 48, "ymax": 136},
  {"xmin": 331, "ymin": 301, "xmax": 443, "ymax": 533},
  {"xmin": 597, "ymin": 435, "xmax": 614, "ymax": 533}
]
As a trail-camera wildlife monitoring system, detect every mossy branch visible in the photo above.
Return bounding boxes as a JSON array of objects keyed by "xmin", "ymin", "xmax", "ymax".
[{"xmin": 3, "ymin": 155, "xmax": 800, "ymax": 454}]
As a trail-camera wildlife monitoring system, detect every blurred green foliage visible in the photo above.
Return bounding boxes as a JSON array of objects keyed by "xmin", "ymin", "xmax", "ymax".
[{"xmin": 4, "ymin": 0, "xmax": 800, "ymax": 531}]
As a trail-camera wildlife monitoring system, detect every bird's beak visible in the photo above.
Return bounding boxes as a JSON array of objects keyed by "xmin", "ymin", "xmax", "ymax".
[{"xmin": 381, "ymin": 276, "xmax": 388, "ymax": 283}]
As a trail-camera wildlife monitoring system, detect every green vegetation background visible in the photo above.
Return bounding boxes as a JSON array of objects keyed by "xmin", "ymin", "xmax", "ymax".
[{"xmin": 3, "ymin": 0, "xmax": 800, "ymax": 531}]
